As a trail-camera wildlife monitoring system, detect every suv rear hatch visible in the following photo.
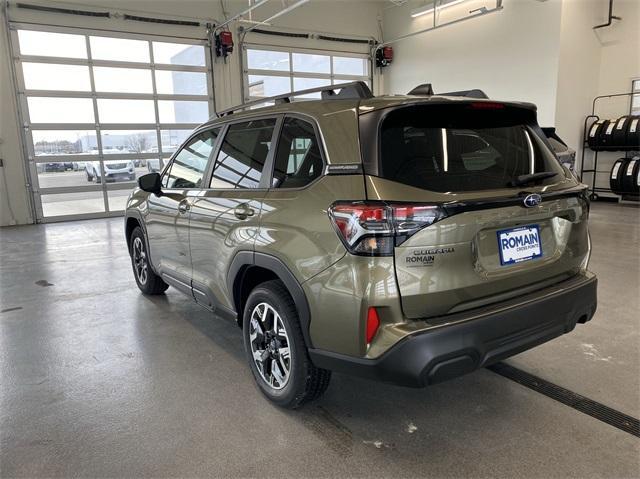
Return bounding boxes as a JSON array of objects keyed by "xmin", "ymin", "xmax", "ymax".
[{"xmin": 358, "ymin": 100, "xmax": 590, "ymax": 319}]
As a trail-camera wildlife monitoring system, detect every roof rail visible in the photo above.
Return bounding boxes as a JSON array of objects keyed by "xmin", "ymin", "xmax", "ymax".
[{"xmin": 216, "ymin": 81, "xmax": 373, "ymax": 117}]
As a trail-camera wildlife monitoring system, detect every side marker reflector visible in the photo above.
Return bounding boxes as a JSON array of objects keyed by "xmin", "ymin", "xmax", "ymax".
[{"xmin": 366, "ymin": 307, "xmax": 380, "ymax": 344}]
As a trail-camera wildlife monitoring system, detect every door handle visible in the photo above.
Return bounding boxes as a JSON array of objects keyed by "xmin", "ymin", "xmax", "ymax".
[
  {"xmin": 234, "ymin": 204, "xmax": 255, "ymax": 220},
  {"xmin": 178, "ymin": 199, "xmax": 191, "ymax": 214}
]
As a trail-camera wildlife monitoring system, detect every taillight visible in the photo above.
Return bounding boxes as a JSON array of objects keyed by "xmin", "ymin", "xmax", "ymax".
[{"xmin": 328, "ymin": 201, "xmax": 446, "ymax": 256}]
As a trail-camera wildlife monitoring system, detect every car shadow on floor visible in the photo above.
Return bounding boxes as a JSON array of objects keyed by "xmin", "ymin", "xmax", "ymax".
[{"xmin": 132, "ymin": 290, "xmax": 639, "ymax": 477}]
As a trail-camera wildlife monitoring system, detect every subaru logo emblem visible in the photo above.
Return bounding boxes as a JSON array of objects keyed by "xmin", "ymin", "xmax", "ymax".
[{"xmin": 523, "ymin": 194, "xmax": 542, "ymax": 208}]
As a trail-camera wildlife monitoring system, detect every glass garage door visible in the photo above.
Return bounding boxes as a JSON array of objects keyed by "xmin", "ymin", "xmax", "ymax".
[
  {"xmin": 10, "ymin": 25, "xmax": 214, "ymax": 221},
  {"xmin": 243, "ymin": 45, "xmax": 371, "ymax": 102}
]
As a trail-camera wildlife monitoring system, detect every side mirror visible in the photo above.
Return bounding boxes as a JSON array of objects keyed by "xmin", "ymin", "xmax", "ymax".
[{"xmin": 138, "ymin": 172, "xmax": 162, "ymax": 195}]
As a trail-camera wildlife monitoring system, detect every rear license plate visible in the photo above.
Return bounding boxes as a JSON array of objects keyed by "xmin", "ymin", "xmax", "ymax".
[{"xmin": 497, "ymin": 225, "xmax": 542, "ymax": 266}]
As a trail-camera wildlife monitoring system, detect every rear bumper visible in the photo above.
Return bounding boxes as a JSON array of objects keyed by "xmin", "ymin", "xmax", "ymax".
[{"xmin": 309, "ymin": 272, "xmax": 597, "ymax": 387}]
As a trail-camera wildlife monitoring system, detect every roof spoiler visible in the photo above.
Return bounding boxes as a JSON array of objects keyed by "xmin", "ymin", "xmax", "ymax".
[
  {"xmin": 407, "ymin": 84, "xmax": 489, "ymax": 99},
  {"xmin": 440, "ymin": 89, "xmax": 489, "ymax": 99},
  {"xmin": 407, "ymin": 83, "xmax": 434, "ymax": 96},
  {"xmin": 321, "ymin": 81, "xmax": 373, "ymax": 100}
]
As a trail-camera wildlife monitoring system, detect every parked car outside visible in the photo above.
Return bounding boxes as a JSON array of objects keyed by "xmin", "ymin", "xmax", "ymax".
[
  {"xmin": 43, "ymin": 162, "xmax": 66, "ymax": 173},
  {"xmin": 146, "ymin": 159, "xmax": 161, "ymax": 172},
  {"xmin": 86, "ymin": 160, "xmax": 136, "ymax": 183}
]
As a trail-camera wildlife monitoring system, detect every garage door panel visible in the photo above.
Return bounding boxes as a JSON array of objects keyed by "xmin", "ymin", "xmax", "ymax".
[
  {"xmin": 243, "ymin": 45, "xmax": 371, "ymax": 103},
  {"xmin": 93, "ymin": 67, "xmax": 154, "ymax": 94},
  {"xmin": 36, "ymin": 162, "xmax": 98, "ymax": 189},
  {"xmin": 32, "ymin": 130, "xmax": 98, "ymax": 156},
  {"xmin": 27, "ymin": 97, "xmax": 95, "ymax": 124},
  {"xmin": 40, "ymin": 191, "xmax": 106, "ymax": 217},
  {"xmin": 90, "ymin": 36, "xmax": 150, "ymax": 63},
  {"xmin": 152, "ymin": 41, "xmax": 206, "ymax": 66},
  {"xmin": 18, "ymin": 30, "xmax": 87, "ymax": 58},
  {"xmin": 155, "ymin": 70, "xmax": 208, "ymax": 95},
  {"xmin": 22, "ymin": 63, "xmax": 91, "ymax": 91},
  {"xmin": 12, "ymin": 25, "xmax": 214, "ymax": 222}
]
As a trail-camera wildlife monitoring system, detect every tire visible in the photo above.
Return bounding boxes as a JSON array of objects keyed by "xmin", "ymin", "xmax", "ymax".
[
  {"xmin": 609, "ymin": 158, "xmax": 627, "ymax": 195},
  {"xmin": 621, "ymin": 157, "xmax": 640, "ymax": 195},
  {"xmin": 129, "ymin": 226, "xmax": 169, "ymax": 295},
  {"xmin": 86, "ymin": 169, "xmax": 93, "ymax": 182},
  {"xmin": 243, "ymin": 280, "xmax": 331, "ymax": 409}
]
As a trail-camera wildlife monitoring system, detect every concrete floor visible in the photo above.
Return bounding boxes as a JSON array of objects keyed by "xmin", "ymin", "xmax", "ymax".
[{"xmin": 1, "ymin": 202, "xmax": 638, "ymax": 478}]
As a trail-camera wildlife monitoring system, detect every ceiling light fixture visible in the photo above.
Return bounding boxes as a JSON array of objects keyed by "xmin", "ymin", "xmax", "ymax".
[{"xmin": 411, "ymin": 0, "xmax": 469, "ymax": 18}]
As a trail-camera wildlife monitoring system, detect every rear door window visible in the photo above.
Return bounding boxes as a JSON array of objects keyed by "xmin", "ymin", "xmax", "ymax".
[
  {"xmin": 210, "ymin": 118, "xmax": 276, "ymax": 189},
  {"xmin": 272, "ymin": 117, "xmax": 323, "ymax": 188},
  {"xmin": 376, "ymin": 104, "xmax": 563, "ymax": 192}
]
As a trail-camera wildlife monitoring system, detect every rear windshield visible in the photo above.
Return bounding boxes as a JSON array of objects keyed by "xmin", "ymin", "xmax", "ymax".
[{"xmin": 377, "ymin": 104, "xmax": 563, "ymax": 192}]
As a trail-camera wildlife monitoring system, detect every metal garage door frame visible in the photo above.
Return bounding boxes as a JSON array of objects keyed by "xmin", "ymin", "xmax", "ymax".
[{"xmin": 8, "ymin": 22, "xmax": 215, "ymax": 223}]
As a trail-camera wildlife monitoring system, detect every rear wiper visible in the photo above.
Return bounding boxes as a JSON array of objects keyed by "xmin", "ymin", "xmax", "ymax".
[{"xmin": 509, "ymin": 171, "xmax": 558, "ymax": 187}]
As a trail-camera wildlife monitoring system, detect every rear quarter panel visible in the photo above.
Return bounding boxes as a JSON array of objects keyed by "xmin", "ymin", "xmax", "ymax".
[{"xmin": 256, "ymin": 175, "xmax": 365, "ymax": 283}]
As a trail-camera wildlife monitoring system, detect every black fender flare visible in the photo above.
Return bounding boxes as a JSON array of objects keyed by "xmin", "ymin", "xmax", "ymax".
[
  {"xmin": 227, "ymin": 251, "xmax": 313, "ymax": 348},
  {"xmin": 124, "ymin": 210, "xmax": 157, "ymax": 274}
]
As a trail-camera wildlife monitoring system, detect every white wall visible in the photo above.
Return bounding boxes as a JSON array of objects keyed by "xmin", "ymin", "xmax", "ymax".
[
  {"xmin": 555, "ymin": 0, "xmax": 640, "ymax": 150},
  {"xmin": 554, "ymin": 0, "xmax": 603, "ymax": 160},
  {"xmin": 587, "ymin": 0, "xmax": 639, "ymax": 193},
  {"xmin": 381, "ymin": 0, "xmax": 564, "ymax": 126},
  {"xmin": 595, "ymin": 0, "xmax": 639, "ymax": 117},
  {"xmin": 0, "ymin": 0, "xmax": 382, "ymax": 225},
  {"xmin": 553, "ymin": 0, "xmax": 639, "ymax": 195}
]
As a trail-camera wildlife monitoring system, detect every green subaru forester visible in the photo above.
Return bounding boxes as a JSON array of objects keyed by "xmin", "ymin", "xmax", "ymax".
[{"xmin": 125, "ymin": 82, "xmax": 597, "ymax": 408}]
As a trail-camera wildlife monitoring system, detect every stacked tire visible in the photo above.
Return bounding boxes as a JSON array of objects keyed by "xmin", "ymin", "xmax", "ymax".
[
  {"xmin": 588, "ymin": 116, "xmax": 640, "ymax": 151},
  {"xmin": 610, "ymin": 156, "xmax": 640, "ymax": 196},
  {"xmin": 587, "ymin": 119, "xmax": 606, "ymax": 150}
]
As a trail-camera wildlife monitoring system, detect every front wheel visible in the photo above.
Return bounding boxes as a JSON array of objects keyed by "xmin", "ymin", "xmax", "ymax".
[
  {"xmin": 243, "ymin": 280, "xmax": 331, "ymax": 408},
  {"xmin": 129, "ymin": 226, "xmax": 169, "ymax": 295}
]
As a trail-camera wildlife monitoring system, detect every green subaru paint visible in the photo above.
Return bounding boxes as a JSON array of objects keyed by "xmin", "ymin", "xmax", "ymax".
[{"xmin": 125, "ymin": 83, "xmax": 597, "ymax": 407}]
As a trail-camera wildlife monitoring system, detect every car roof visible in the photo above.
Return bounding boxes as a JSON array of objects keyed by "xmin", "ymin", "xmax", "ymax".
[{"xmin": 202, "ymin": 94, "xmax": 537, "ymax": 128}]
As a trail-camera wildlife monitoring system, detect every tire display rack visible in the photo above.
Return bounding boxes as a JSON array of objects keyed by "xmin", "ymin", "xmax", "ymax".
[{"xmin": 580, "ymin": 91, "xmax": 639, "ymax": 201}]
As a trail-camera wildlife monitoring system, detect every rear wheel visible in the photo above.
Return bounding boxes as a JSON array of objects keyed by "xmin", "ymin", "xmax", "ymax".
[
  {"xmin": 129, "ymin": 226, "xmax": 168, "ymax": 295},
  {"xmin": 85, "ymin": 169, "xmax": 93, "ymax": 182},
  {"xmin": 243, "ymin": 280, "xmax": 331, "ymax": 408}
]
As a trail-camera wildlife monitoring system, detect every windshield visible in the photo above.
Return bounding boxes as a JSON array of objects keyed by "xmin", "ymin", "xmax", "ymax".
[{"xmin": 377, "ymin": 104, "xmax": 563, "ymax": 192}]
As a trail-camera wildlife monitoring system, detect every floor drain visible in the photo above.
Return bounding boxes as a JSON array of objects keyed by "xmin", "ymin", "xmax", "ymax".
[{"xmin": 488, "ymin": 362, "xmax": 640, "ymax": 438}]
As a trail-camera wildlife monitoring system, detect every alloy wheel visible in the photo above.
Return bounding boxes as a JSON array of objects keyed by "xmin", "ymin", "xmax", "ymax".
[
  {"xmin": 249, "ymin": 302, "xmax": 292, "ymax": 390},
  {"xmin": 132, "ymin": 236, "xmax": 148, "ymax": 285}
]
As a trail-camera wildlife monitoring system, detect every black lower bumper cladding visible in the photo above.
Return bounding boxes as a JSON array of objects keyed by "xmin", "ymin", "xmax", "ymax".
[{"xmin": 309, "ymin": 273, "xmax": 597, "ymax": 387}]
